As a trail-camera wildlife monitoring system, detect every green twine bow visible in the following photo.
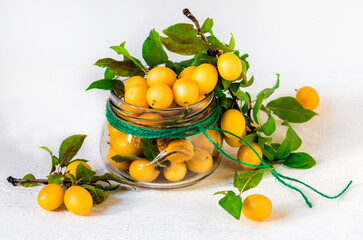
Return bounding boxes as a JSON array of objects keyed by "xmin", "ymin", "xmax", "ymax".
[{"xmin": 106, "ymin": 100, "xmax": 352, "ymax": 207}]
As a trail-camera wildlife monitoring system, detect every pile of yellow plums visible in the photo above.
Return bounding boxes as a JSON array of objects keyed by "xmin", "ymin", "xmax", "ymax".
[
  {"xmin": 107, "ymin": 123, "xmax": 222, "ymax": 182},
  {"xmin": 37, "ymin": 161, "xmax": 94, "ymax": 215},
  {"xmin": 124, "ymin": 52, "xmax": 242, "ymax": 109}
]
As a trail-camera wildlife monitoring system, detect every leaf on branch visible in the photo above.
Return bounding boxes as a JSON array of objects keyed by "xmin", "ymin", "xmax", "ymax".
[
  {"xmin": 261, "ymin": 115, "xmax": 276, "ymax": 136},
  {"xmin": 91, "ymin": 173, "xmax": 135, "ymax": 189},
  {"xmin": 160, "ymin": 36, "xmax": 210, "ymax": 56},
  {"xmin": 82, "ymin": 184, "xmax": 109, "ymax": 204},
  {"xmin": 104, "ymin": 68, "xmax": 116, "ymax": 79},
  {"xmin": 111, "ymin": 155, "xmax": 140, "ymax": 163},
  {"xmin": 257, "ymin": 73, "xmax": 280, "ymax": 99},
  {"xmin": 59, "ymin": 134, "xmax": 87, "ymax": 167},
  {"xmin": 165, "ymin": 61, "xmax": 183, "ymax": 75},
  {"xmin": 141, "ymin": 139, "xmax": 160, "ymax": 161},
  {"xmin": 261, "ymin": 144, "xmax": 276, "ymax": 161},
  {"xmin": 142, "ymin": 29, "xmax": 168, "ymax": 68},
  {"xmin": 163, "ymin": 23, "xmax": 199, "ymax": 44},
  {"xmin": 283, "ymin": 152, "xmax": 316, "ymax": 169},
  {"xmin": 48, "ymin": 172, "xmax": 62, "ymax": 184},
  {"xmin": 215, "ymin": 191, "xmax": 242, "ymax": 220},
  {"xmin": 76, "ymin": 163, "xmax": 96, "ymax": 182},
  {"xmin": 86, "ymin": 79, "xmax": 125, "ymax": 97},
  {"xmin": 200, "ymin": 18, "xmax": 214, "ymax": 34},
  {"xmin": 110, "ymin": 44, "xmax": 147, "ymax": 74},
  {"xmin": 266, "ymin": 97, "xmax": 317, "ymax": 123},
  {"xmin": 21, "ymin": 174, "xmax": 37, "ymax": 187},
  {"xmin": 228, "ymin": 33, "xmax": 235, "ymax": 49},
  {"xmin": 253, "ymin": 93, "xmax": 265, "ymax": 125},
  {"xmin": 233, "ymin": 169, "xmax": 265, "ymax": 193},
  {"xmin": 40, "ymin": 146, "xmax": 59, "ymax": 173},
  {"xmin": 239, "ymin": 76, "xmax": 254, "ymax": 88},
  {"xmin": 192, "ymin": 52, "xmax": 218, "ymax": 66},
  {"xmin": 276, "ymin": 123, "xmax": 302, "ymax": 159},
  {"xmin": 94, "ymin": 58, "xmax": 144, "ymax": 77},
  {"xmin": 207, "ymin": 36, "xmax": 235, "ymax": 52}
]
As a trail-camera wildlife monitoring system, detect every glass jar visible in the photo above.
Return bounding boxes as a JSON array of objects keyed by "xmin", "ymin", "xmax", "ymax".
[{"xmin": 99, "ymin": 90, "xmax": 223, "ymax": 189}]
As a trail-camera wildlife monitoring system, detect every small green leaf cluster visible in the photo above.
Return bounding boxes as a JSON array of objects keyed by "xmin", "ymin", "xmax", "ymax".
[
  {"xmin": 21, "ymin": 134, "xmax": 134, "ymax": 205},
  {"xmin": 215, "ymin": 169, "xmax": 265, "ymax": 219}
]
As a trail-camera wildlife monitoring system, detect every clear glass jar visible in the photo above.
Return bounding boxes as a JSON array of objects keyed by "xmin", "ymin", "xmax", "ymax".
[{"xmin": 100, "ymin": 90, "xmax": 223, "ymax": 189}]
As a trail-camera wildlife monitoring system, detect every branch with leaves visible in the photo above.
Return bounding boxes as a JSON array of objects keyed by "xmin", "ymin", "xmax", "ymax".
[{"xmin": 7, "ymin": 134, "xmax": 134, "ymax": 205}]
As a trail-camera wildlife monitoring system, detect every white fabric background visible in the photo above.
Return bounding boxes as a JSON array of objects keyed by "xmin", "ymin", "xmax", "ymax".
[{"xmin": 1, "ymin": 0, "xmax": 363, "ymax": 239}]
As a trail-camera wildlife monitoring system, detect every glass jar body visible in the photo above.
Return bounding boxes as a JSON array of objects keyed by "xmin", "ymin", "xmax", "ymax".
[{"xmin": 99, "ymin": 91, "xmax": 223, "ymax": 189}]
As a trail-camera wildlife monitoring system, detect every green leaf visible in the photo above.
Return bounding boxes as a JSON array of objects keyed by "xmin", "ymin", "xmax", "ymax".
[
  {"xmin": 177, "ymin": 57, "xmax": 196, "ymax": 68},
  {"xmin": 86, "ymin": 79, "xmax": 125, "ymax": 97},
  {"xmin": 21, "ymin": 174, "xmax": 37, "ymax": 187},
  {"xmin": 262, "ymin": 144, "xmax": 276, "ymax": 161},
  {"xmin": 257, "ymin": 73, "xmax": 280, "ymax": 99},
  {"xmin": 160, "ymin": 36, "xmax": 209, "ymax": 56},
  {"xmin": 261, "ymin": 116, "xmax": 276, "ymax": 136},
  {"xmin": 191, "ymin": 52, "xmax": 218, "ymax": 66},
  {"xmin": 162, "ymin": 23, "xmax": 198, "ymax": 44},
  {"xmin": 233, "ymin": 169, "xmax": 265, "ymax": 193},
  {"xmin": 59, "ymin": 134, "xmax": 87, "ymax": 167},
  {"xmin": 109, "ymin": 45, "xmax": 146, "ymax": 74},
  {"xmin": 216, "ymin": 191, "xmax": 242, "ymax": 220},
  {"xmin": 48, "ymin": 172, "xmax": 62, "ymax": 184},
  {"xmin": 221, "ymin": 79, "xmax": 232, "ymax": 90},
  {"xmin": 165, "ymin": 61, "xmax": 183, "ymax": 75},
  {"xmin": 67, "ymin": 173, "xmax": 76, "ymax": 185},
  {"xmin": 276, "ymin": 124, "xmax": 302, "ymax": 159},
  {"xmin": 91, "ymin": 173, "xmax": 135, "ymax": 189},
  {"xmin": 271, "ymin": 143, "xmax": 281, "ymax": 150},
  {"xmin": 266, "ymin": 97, "xmax": 317, "ymax": 123},
  {"xmin": 76, "ymin": 163, "xmax": 96, "ymax": 181},
  {"xmin": 283, "ymin": 152, "xmax": 316, "ymax": 169},
  {"xmin": 200, "ymin": 18, "xmax": 214, "ymax": 34},
  {"xmin": 40, "ymin": 146, "xmax": 58, "ymax": 173},
  {"xmin": 68, "ymin": 159, "xmax": 89, "ymax": 165},
  {"xmin": 104, "ymin": 68, "xmax": 116, "ymax": 79},
  {"xmin": 111, "ymin": 155, "xmax": 140, "ymax": 163},
  {"xmin": 242, "ymin": 134, "xmax": 258, "ymax": 144},
  {"xmin": 219, "ymin": 96, "xmax": 234, "ymax": 110},
  {"xmin": 142, "ymin": 29, "xmax": 168, "ymax": 68},
  {"xmin": 141, "ymin": 139, "xmax": 160, "ymax": 161},
  {"xmin": 82, "ymin": 184, "xmax": 109, "ymax": 204},
  {"xmin": 207, "ymin": 36, "xmax": 234, "ymax": 52},
  {"xmin": 228, "ymin": 33, "xmax": 235, "ymax": 49},
  {"xmin": 94, "ymin": 58, "xmax": 144, "ymax": 77},
  {"xmin": 239, "ymin": 76, "xmax": 254, "ymax": 88},
  {"xmin": 104, "ymin": 185, "xmax": 120, "ymax": 191},
  {"xmin": 253, "ymin": 93, "xmax": 265, "ymax": 125}
]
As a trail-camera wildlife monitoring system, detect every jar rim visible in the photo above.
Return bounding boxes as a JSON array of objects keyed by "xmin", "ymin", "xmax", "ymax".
[
  {"xmin": 109, "ymin": 90, "xmax": 214, "ymax": 112},
  {"xmin": 108, "ymin": 90, "xmax": 216, "ymax": 128}
]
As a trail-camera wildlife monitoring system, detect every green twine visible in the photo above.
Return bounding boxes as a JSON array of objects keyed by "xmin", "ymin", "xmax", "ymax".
[
  {"xmin": 106, "ymin": 101, "xmax": 220, "ymax": 139},
  {"xmin": 106, "ymin": 100, "xmax": 352, "ymax": 207}
]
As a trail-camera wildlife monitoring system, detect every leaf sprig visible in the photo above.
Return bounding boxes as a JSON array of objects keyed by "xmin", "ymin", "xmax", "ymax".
[{"xmin": 8, "ymin": 134, "xmax": 134, "ymax": 205}]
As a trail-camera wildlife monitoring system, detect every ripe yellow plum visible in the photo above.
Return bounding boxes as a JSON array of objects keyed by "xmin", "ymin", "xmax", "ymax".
[
  {"xmin": 217, "ymin": 52, "xmax": 242, "ymax": 81},
  {"xmin": 242, "ymin": 194, "xmax": 272, "ymax": 221},
  {"xmin": 191, "ymin": 63, "xmax": 218, "ymax": 94},
  {"xmin": 147, "ymin": 66, "xmax": 176, "ymax": 88},
  {"xmin": 237, "ymin": 142, "xmax": 263, "ymax": 171},
  {"xmin": 129, "ymin": 159, "xmax": 160, "ymax": 182},
  {"xmin": 37, "ymin": 184, "xmax": 64, "ymax": 211},
  {"xmin": 146, "ymin": 83, "xmax": 173, "ymax": 109},
  {"xmin": 173, "ymin": 78, "xmax": 199, "ymax": 106},
  {"xmin": 186, "ymin": 148, "xmax": 213, "ymax": 173}
]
